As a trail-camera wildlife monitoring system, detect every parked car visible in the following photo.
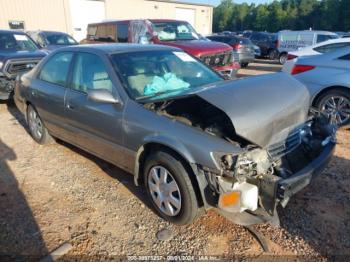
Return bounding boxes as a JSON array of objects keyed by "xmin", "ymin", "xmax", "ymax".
[
  {"xmin": 248, "ymin": 32, "xmax": 279, "ymax": 61},
  {"xmin": 15, "ymin": 44, "xmax": 336, "ymax": 225},
  {"xmin": 283, "ymin": 46, "xmax": 350, "ymax": 126},
  {"xmin": 0, "ymin": 30, "xmax": 46, "ymax": 100},
  {"xmin": 27, "ymin": 30, "xmax": 78, "ymax": 51},
  {"xmin": 206, "ymin": 35, "xmax": 255, "ymax": 67},
  {"xmin": 278, "ymin": 30, "xmax": 339, "ymax": 64},
  {"xmin": 82, "ymin": 19, "xmax": 240, "ymax": 78},
  {"xmin": 283, "ymin": 38, "xmax": 350, "ymax": 74}
]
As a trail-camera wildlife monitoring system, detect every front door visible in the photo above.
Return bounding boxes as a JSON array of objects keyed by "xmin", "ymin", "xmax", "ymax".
[{"xmin": 64, "ymin": 52, "xmax": 125, "ymax": 167}]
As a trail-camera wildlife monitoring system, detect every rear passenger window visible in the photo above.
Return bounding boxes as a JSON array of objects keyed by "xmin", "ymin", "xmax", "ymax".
[
  {"xmin": 317, "ymin": 34, "xmax": 338, "ymax": 43},
  {"xmin": 339, "ymin": 54, "xmax": 350, "ymax": 60},
  {"xmin": 96, "ymin": 24, "xmax": 116, "ymax": 42},
  {"xmin": 71, "ymin": 53, "xmax": 113, "ymax": 93},
  {"xmin": 117, "ymin": 24, "xmax": 129, "ymax": 42},
  {"xmin": 314, "ymin": 43, "xmax": 350, "ymax": 53},
  {"xmin": 39, "ymin": 52, "xmax": 73, "ymax": 86}
]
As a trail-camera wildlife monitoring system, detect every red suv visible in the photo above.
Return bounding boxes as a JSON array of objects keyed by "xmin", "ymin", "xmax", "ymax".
[{"xmin": 83, "ymin": 19, "xmax": 240, "ymax": 78}]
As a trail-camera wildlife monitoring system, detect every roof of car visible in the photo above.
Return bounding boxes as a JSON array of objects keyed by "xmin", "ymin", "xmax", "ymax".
[
  {"xmin": 0, "ymin": 29, "xmax": 26, "ymax": 34},
  {"xmin": 88, "ymin": 19, "xmax": 188, "ymax": 26},
  {"xmin": 55, "ymin": 44, "xmax": 181, "ymax": 54}
]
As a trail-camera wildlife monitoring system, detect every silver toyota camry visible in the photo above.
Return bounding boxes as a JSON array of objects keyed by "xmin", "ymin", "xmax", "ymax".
[{"xmin": 15, "ymin": 44, "xmax": 336, "ymax": 225}]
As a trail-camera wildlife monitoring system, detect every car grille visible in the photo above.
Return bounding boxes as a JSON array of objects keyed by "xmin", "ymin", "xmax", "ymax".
[
  {"xmin": 4, "ymin": 59, "xmax": 41, "ymax": 78},
  {"xmin": 200, "ymin": 51, "xmax": 233, "ymax": 67},
  {"xmin": 267, "ymin": 130, "xmax": 302, "ymax": 159}
]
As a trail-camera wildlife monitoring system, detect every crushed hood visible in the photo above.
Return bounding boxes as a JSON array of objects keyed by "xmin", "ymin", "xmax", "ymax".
[{"xmin": 197, "ymin": 73, "xmax": 310, "ymax": 148}]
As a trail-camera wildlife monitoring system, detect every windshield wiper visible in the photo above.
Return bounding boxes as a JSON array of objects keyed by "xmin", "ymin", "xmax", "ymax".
[{"xmin": 135, "ymin": 90, "xmax": 173, "ymax": 101}]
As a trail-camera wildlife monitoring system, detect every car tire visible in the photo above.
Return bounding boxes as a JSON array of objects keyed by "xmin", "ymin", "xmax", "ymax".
[
  {"xmin": 268, "ymin": 49, "xmax": 278, "ymax": 60},
  {"xmin": 240, "ymin": 63, "xmax": 249, "ymax": 68},
  {"xmin": 315, "ymin": 88, "xmax": 350, "ymax": 127},
  {"xmin": 279, "ymin": 53, "xmax": 288, "ymax": 65},
  {"xmin": 143, "ymin": 150, "xmax": 199, "ymax": 225},
  {"xmin": 27, "ymin": 104, "xmax": 54, "ymax": 145}
]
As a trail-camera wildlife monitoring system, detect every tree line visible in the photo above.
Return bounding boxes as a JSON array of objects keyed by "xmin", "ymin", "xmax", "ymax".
[{"xmin": 213, "ymin": 0, "xmax": 350, "ymax": 33}]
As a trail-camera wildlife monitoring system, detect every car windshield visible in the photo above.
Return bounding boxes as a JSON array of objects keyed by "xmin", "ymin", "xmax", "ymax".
[
  {"xmin": 152, "ymin": 21, "xmax": 200, "ymax": 41},
  {"xmin": 0, "ymin": 32, "xmax": 38, "ymax": 51},
  {"xmin": 45, "ymin": 33, "xmax": 78, "ymax": 45},
  {"xmin": 110, "ymin": 50, "xmax": 222, "ymax": 101}
]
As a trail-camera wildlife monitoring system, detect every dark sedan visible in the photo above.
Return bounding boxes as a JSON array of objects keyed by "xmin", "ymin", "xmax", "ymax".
[
  {"xmin": 207, "ymin": 35, "xmax": 255, "ymax": 67},
  {"xmin": 27, "ymin": 30, "xmax": 78, "ymax": 51}
]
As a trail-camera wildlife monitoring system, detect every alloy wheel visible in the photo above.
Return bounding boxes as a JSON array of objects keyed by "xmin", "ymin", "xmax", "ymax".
[
  {"xmin": 321, "ymin": 95, "xmax": 350, "ymax": 126},
  {"xmin": 28, "ymin": 108, "xmax": 44, "ymax": 140},
  {"xmin": 148, "ymin": 166, "xmax": 182, "ymax": 217}
]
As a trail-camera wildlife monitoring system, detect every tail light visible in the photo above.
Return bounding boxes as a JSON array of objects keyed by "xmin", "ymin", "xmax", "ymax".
[
  {"xmin": 232, "ymin": 43, "xmax": 241, "ymax": 50},
  {"xmin": 275, "ymin": 40, "xmax": 280, "ymax": 48},
  {"xmin": 291, "ymin": 65, "xmax": 315, "ymax": 75},
  {"xmin": 287, "ymin": 54, "xmax": 298, "ymax": 60}
]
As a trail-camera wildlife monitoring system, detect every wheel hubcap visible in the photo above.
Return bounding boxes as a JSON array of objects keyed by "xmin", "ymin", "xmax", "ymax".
[
  {"xmin": 322, "ymin": 96, "xmax": 350, "ymax": 126},
  {"xmin": 28, "ymin": 108, "xmax": 43, "ymax": 140},
  {"xmin": 148, "ymin": 166, "xmax": 181, "ymax": 217}
]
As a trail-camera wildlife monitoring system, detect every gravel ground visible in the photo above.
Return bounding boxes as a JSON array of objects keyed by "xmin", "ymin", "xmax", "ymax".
[{"xmin": 0, "ymin": 61, "xmax": 349, "ymax": 260}]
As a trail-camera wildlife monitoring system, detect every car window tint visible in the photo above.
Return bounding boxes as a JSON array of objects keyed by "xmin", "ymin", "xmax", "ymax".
[
  {"xmin": 117, "ymin": 24, "xmax": 129, "ymax": 42},
  {"xmin": 314, "ymin": 43, "xmax": 350, "ymax": 53},
  {"xmin": 39, "ymin": 52, "xmax": 73, "ymax": 86},
  {"xmin": 338, "ymin": 54, "xmax": 350, "ymax": 60},
  {"xmin": 71, "ymin": 53, "xmax": 113, "ymax": 93},
  {"xmin": 317, "ymin": 34, "xmax": 338, "ymax": 43}
]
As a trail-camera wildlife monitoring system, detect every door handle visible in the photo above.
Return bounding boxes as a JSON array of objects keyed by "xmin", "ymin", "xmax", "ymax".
[
  {"xmin": 66, "ymin": 104, "xmax": 75, "ymax": 110},
  {"xmin": 31, "ymin": 90, "xmax": 37, "ymax": 97}
]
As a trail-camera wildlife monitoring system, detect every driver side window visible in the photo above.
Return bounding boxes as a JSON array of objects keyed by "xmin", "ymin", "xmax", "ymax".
[{"xmin": 71, "ymin": 52, "xmax": 113, "ymax": 94}]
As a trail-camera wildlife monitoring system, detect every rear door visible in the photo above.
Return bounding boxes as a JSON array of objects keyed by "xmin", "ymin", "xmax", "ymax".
[
  {"xmin": 31, "ymin": 52, "xmax": 73, "ymax": 137},
  {"xmin": 64, "ymin": 51, "xmax": 126, "ymax": 167}
]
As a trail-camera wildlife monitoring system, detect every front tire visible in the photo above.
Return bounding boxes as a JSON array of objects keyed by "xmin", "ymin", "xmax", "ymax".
[
  {"xmin": 143, "ymin": 150, "xmax": 199, "ymax": 225},
  {"xmin": 27, "ymin": 105, "xmax": 54, "ymax": 145},
  {"xmin": 315, "ymin": 88, "xmax": 350, "ymax": 127}
]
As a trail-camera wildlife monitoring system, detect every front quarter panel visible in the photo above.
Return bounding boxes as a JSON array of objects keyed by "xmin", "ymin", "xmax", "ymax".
[{"xmin": 122, "ymin": 99, "xmax": 244, "ymax": 173}]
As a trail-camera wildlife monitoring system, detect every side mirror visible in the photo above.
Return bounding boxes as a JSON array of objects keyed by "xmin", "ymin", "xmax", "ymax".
[{"xmin": 87, "ymin": 89, "xmax": 120, "ymax": 104}]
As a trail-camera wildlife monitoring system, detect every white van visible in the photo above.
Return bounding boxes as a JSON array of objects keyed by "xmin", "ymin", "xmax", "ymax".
[{"xmin": 277, "ymin": 30, "xmax": 339, "ymax": 64}]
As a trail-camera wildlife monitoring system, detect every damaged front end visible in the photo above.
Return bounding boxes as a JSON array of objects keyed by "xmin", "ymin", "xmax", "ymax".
[
  {"xmin": 0, "ymin": 75, "xmax": 15, "ymax": 100},
  {"xmin": 204, "ymin": 113, "xmax": 336, "ymax": 225}
]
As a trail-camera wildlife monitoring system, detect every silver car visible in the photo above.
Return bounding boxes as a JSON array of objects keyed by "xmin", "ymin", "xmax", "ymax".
[
  {"xmin": 283, "ymin": 46, "xmax": 350, "ymax": 126},
  {"xmin": 14, "ymin": 44, "xmax": 335, "ymax": 225}
]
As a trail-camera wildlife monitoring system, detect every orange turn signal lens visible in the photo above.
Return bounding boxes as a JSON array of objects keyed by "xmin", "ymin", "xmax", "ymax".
[{"xmin": 219, "ymin": 191, "xmax": 241, "ymax": 207}]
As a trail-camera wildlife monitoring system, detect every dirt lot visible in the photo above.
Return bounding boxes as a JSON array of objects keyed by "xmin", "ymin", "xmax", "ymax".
[{"xmin": 0, "ymin": 61, "xmax": 349, "ymax": 260}]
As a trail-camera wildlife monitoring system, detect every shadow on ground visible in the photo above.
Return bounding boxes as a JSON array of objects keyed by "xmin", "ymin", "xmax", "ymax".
[
  {"xmin": 260, "ymin": 155, "xmax": 350, "ymax": 256},
  {"xmin": 0, "ymin": 138, "xmax": 48, "ymax": 260}
]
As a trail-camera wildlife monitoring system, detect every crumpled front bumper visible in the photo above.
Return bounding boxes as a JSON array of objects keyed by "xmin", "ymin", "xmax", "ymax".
[
  {"xmin": 220, "ymin": 140, "xmax": 335, "ymax": 226},
  {"xmin": 0, "ymin": 76, "xmax": 15, "ymax": 100}
]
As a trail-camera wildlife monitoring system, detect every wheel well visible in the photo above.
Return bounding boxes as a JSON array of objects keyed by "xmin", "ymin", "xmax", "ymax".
[
  {"xmin": 279, "ymin": 51, "xmax": 287, "ymax": 58},
  {"xmin": 312, "ymin": 86, "xmax": 350, "ymax": 106},
  {"xmin": 137, "ymin": 142, "xmax": 204, "ymax": 207}
]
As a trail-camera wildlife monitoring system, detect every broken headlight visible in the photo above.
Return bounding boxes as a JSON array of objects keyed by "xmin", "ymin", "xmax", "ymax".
[{"xmin": 211, "ymin": 152, "xmax": 238, "ymax": 173}]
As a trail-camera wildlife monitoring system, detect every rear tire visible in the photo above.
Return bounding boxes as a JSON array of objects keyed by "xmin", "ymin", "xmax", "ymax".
[
  {"xmin": 268, "ymin": 49, "xmax": 278, "ymax": 60},
  {"xmin": 26, "ymin": 105, "xmax": 54, "ymax": 145},
  {"xmin": 279, "ymin": 53, "xmax": 288, "ymax": 65},
  {"xmin": 143, "ymin": 150, "xmax": 199, "ymax": 225},
  {"xmin": 315, "ymin": 88, "xmax": 350, "ymax": 127},
  {"xmin": 240, "ymin": 62, "xmax": 249, "ymax": 68}
]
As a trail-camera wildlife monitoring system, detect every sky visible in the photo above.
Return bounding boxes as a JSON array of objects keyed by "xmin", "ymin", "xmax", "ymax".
[{"xmin": 184, "ymin": 0, "xmax": 272, "ymax": 6}]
